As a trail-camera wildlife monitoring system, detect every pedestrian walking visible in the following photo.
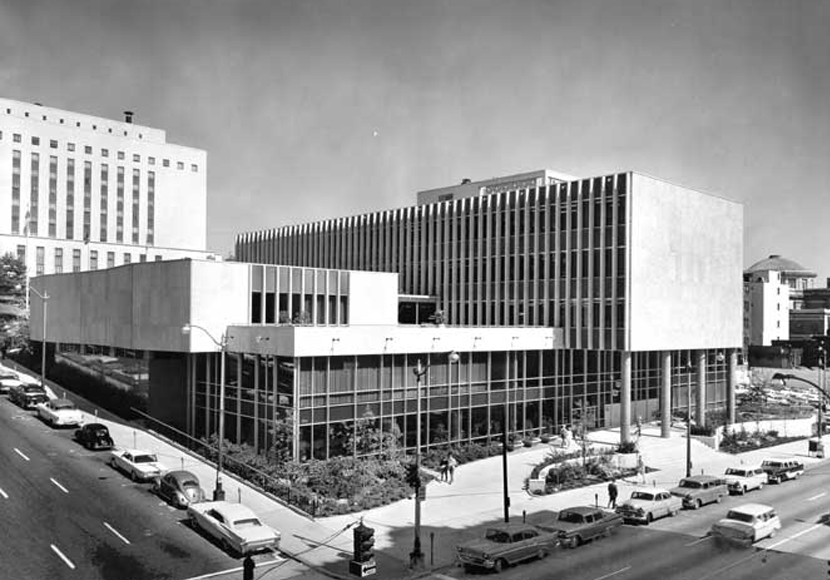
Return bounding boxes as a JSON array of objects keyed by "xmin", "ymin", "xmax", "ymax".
[
  {"xmin": 447, "ymin": 452, "xmax": 458, "ymax": 484},
  {"xmin": 607, "ymin": 479, "xmax": 618, "ymax": 508},
  {"xmin": 637, "ymin": 454, "xmax": 646, "ymax": 483},
  {"xmin": 438, "ymin": 458, "xmax": 449, "ymax": 482}
]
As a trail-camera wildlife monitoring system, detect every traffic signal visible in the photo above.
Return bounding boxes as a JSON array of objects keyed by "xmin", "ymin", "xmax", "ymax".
[
  {"xmin": 404, "ymin": 462, "xmax": 421, "ymax": 489},
  {"xmin": 353, "ymin": 522, "xmax": 375, "ymax": 563}
]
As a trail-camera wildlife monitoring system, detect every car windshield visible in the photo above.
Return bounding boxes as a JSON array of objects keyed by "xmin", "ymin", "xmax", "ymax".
[
  {"xmin": 234, "ymin": 518, "xmax": 262, "ymax": 529},
  {"xmin": 24, "ymin": 386, "xmax": 45, "ymax": 393},
  {"xmin": 725, "ymin": 469, "xmax": 747, "ymax": 476},
  {"xmin": 93, "ymin": 429, "xmax": 108, "ymax": 437},
  {"xmin": 631, "ymin": 492, "xmax": 655, "ymax": 501},
  {"xmin": 558, "ymin": 511, "xmax": 583, "ymax": 523},
  {"xmin": 678, "ymin": 480, "xmax": 702, "ymax": 488},
  {"xmin": 725, "ymin": 511, "xmax": 755, "ymax": 523},
  {"xmin": 485, "ymin": 529, "xmax": 511, "ymax": 543},
  {"xmin": 133, "ymin": 454, "xmax": 157, "ymax": 463},
  {"xmin": 182, "ymin": 480, "xmax": 200, "ymax": 488},
  {"xmin": 762, "ymin": 461, "xmax": 779, "ymax": 468}
]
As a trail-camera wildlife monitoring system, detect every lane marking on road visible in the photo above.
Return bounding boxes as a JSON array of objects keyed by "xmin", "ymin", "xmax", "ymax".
[
  {"xmin": 685, "ymin": 535, "xmax": 712, "ymax": 546},
  {"xmin": 50, "ymin": 478, "xmax": 69, "ymax": 494},
  {"xmin": 807, "ymin": 492, "xmax": 826, "ymax": 501},
  {"xmin": 50, "ymin": 544, "xmax": 76, "ymax": 569},
  {"xmin": 0, "ymin": 487, "xmax": 8, "ymax": 499},
  {"xmin": 104, "ymin": 521, "xmax": 131, "ymax": 545},
  {"xmin": 433, "ymin": 574, "xmax": 457, "ymax": 580},
  {"xmin": 592, "ymin": 566, "xmax": 632, "ymax": 580},
  {"xmin": 13, "ymin": 447, "xmax": 30, "ymax": 461},
  {"xmin": 179, "ymin": 557, "xmax": 284, "ymax": 580},
  {"xmin": 767, "ymin": 523, "xmax": 823, "ymax": 550}
]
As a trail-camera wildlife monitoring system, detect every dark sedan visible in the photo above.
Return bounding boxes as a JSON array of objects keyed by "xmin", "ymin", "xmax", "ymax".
[
  {"xmin": 8, "ymin": 383, "xmax": 49, "ymax": 409},
  {"xmin": 153, "ymin": 470, "xmax": 206, "ymax": 508},
  {"xmin": 74, "ymin": 423, "xmax": 115, "ymax": 450}
]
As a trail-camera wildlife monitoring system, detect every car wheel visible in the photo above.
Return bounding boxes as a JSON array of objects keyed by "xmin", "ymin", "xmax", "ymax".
[
  {"xmin": 716, "ymin": 495, "xmax": 723, "ymax": 503},
  {"xmin": 221, "ymin": 538, "xmax": 233, "ymax": 555},
  {"xmin": 669, "ymin": 508, "xmax": 678, "ymax": 517},
  {"xmin": 768, "ymin": 528, "xmax": 776, "ymax": 539},
  {"xmin": 646, "ymin": 513, "xmax": 653, "ymax": 524},
  {"xmin": 131, "ymin": 470, "xmax": 139, "ymax": 482},
  {"xmin": 695, "ymin": 499, "xmax": 702, "ymax": 510},
  {"xmin": 537, "ymin": 548, "xmax": 547, "ymax": 560},
  {"xmin": 189, "ymin": 514, "xmax": 199, "ymax": 531},
  {"xmin": 758, "ymin": 482, "xmax": 764, "ymax": 490},
  {"xmin": 741, "ymin": 486, "xmax": 747, "ymax": 495},
  {"xmin": 493, "ymin": 558, "xmax": 507, "ymax": 573}
]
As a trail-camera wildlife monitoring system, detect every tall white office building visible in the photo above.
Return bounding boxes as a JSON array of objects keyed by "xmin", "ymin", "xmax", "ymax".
[{"xmin": 0, "ymin": 97, "xmax": 217, "ymax": 277}]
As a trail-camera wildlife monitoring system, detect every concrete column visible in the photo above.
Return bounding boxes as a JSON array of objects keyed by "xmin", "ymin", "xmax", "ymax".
[
  {"xmin": 661, "ymin": 351, "xmax": 672, "ymax": 438},
  {"xmin": 727, "ymin": 350, "xmax": 737, "ymax": 425},
  {"xmin": 620, "ymin": 351, "xmax": 632, "ymax": 444},
  {"xmin": 697, "ymin": 351, "xmax": 707, "ymax": 427}
]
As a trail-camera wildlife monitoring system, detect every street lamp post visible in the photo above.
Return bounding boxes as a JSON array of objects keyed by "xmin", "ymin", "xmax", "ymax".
[
  {"xmin": 685, "ymin": 359, "xmax": 693, "ymax": 478},
  {"xmin": 410, "ymin": 351, "xmax": 458, "ymax": 569},
  {"xmin": 29, "ymin": 286, "xmax": 49, "ymax": 388},
  {"xmin": 182, "ymin": 323, "xmax": 227, "ymax": 501}
]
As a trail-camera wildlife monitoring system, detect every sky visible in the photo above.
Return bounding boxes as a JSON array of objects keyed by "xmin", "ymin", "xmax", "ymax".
[{"xmin": 1, "ymin": 0, "xmax": 828, "ymax": 278}]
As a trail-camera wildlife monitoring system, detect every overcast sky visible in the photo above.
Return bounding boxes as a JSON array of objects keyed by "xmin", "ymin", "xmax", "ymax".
[{"xmin": 2, "ymin": 0, "xmax": 828, "ymax": 278}]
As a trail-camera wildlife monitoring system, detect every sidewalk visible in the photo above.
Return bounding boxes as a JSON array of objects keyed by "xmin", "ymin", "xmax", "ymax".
[{"xmin": 6, "ymin": 357, "xmax": 827, "ymax": 580}]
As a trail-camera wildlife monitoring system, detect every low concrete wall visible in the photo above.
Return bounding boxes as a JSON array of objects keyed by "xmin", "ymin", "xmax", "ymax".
[{"xmin": 727, "ymin": 415, "xmax": 816, "ymax": 438}]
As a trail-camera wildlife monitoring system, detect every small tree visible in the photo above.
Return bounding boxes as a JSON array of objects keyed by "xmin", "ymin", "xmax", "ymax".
[{"xmin": 268, "ymin": 409, "xmax": 295, "ymax": 467}]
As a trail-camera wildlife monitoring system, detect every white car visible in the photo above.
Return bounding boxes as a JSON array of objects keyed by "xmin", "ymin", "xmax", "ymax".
[
  {"xmin": 711, "ymin": 503, "xmax": 781, "ymax": 545},
  {"xmin": 616, "ymin": 488, "xmax": 683, "ymax": 524},
  {"xmin": 187, "ymin": 501, "xmax": 280, "ymax": 556},
  {"xmin": 109, "ymin": 448, "xmax": 167, "ymax": 482},
  {"xmin": 724, "ymin": 465, "xmax": 767, "ymax": 495},
  {"xmin": 0, "ymin": 369, "xmax": 22, "ymax": 393},
  {"xmin": 36, "ymin": 398, "xmax": 83, "ymax": 427}
]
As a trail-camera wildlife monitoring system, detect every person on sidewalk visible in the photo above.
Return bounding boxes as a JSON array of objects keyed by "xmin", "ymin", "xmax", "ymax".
[
  {"xmin": 637, "ymin": 454, "xmax": 646, "ymax": 483},
  {"xmin": 242, "ymin": 554, "xmax": 255, "ymax": 580},
  {"xmin": 447, "ymin": 452, "xmax": 458, "ymax": 484},
  {"xmin": 439, "ymin": 457, "xmax": 449, "ymax": 482},
  {"xmin": 607, "ymin": 479, "xmax": 618, "ymax": 508}
]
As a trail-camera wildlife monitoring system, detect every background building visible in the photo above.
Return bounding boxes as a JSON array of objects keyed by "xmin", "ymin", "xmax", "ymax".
[
  {"xmin": 0, "ymin": 97, "xmax": 217, "ymax": 278},
  {"xmin": 743, "ymin": 269, "xmax": 790, "ymax": 348}
]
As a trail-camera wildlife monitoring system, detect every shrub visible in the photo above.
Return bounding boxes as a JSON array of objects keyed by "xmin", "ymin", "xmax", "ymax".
[
  {"xmin": 690, "ymin": 424, "xmax": 716, "ymax": 436},
  {"xmin": 617, "ymin": 441, "xmax": 638, "ymax": 454}
]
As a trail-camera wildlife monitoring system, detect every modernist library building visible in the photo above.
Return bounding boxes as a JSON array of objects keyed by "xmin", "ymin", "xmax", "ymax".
[{"xmin": 35, "ymin": 170, "xmax": 743, "ymax": 461}]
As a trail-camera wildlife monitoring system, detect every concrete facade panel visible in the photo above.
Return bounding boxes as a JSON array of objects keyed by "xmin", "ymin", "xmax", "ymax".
[{"xmin": 628, "ymin": 174, "xmax": 743, "ymax": 351}]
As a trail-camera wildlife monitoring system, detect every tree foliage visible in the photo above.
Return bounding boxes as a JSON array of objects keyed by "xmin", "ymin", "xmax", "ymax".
[{"xmin": 0, "ymin": 253, "xmax": 26, "ymax": 299}]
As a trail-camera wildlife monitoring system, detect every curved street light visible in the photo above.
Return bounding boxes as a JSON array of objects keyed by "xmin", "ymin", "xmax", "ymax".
[
  {"xmin": 182, "ymin": 323, "xmax": 228, "ymax": 501},
  {"xmin": 771, "ymin": 372, "xmax": 829, "ymax": 440}
]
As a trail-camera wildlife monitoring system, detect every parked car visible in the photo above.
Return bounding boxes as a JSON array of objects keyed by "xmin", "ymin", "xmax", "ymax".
[
  {"xmin": 456, "ymin": 522, "xmax": 558, "ymax": 572},
  {"xmin": 710, "ymin": 503, "xmax": 781, "ymax": 545},
  {"xmin": 0, "ymin": 369, "xmax": 23, "ymax": 394},
  {"xmin": 109, "ymin": 448, "xmax": 167, "ymax": 482},
  {"xmin": 724, "ymin": 465, "xmax": 768, "ymax": 495},
  {"xmin": 8, "ymin": 383, "xmax": 49, "ymax": 409},
  {"xmin": 537, "ymin": 506, "xmax": 624, "ymax": 548},
  {"xmin": 36, "ymin": 398, "xmax": 83, "ymax": 427},
  {"xmin": 670, "ymin": 475, "xmax": 728, "ymax": 509},
  {"xmin": 154, "ymin": 470, "xmax": 206, "ymax": 508},
  {"xmin": 187, "ymin": 501, "xmax": 280, "ymax": 556},
  {"xmin": 74, "ymin": 423, "xmax": 115, "ymax": 450},
  {"xmin": 761, "ymin": 459, "xmax": 805, "ymax": 483},
  {"xmin": 616, "ymin": 488, "xmax": 682, "ymax": 524}
]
